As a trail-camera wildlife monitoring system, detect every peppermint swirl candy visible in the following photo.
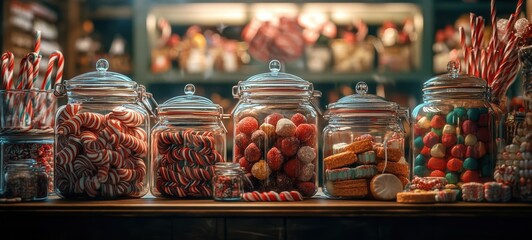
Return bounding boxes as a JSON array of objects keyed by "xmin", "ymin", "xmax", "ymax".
[
  {"xmin": 57, "ymin": 104, "xmax": 80, "ymax": 124},
  {"xmin": 108, "ymin": 106, "xmax": 144, "ymax": 127},
  {"xmin": 242, "ymin": 191, "xmax": 304, "ymax": 201}
]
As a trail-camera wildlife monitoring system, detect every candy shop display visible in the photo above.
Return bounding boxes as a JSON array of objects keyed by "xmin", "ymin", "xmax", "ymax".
[
  {"xmin": 1, "ymin": 31, "xmax": 61, "ymax": 196},
  {"xmin": 2, "ymin": 159, "xmax": 48, "ymax": 202},
  {"xmin": 232, "ymin": 60, "xmax": 321, "ymax": 198},
  {"xmin": 53, "ymin": 59, "xmax": 154, "ymax": 199},
  {"xmin": 411, "ymin": 61, "xmax": 498, "ymax": 189},
  {"xmin": 150, "ymin": 84, "xmax": 227, "ymax": 199},
  {"xmin": 323, "ymin": 81, "xmax": 406, "ymax": 199}
]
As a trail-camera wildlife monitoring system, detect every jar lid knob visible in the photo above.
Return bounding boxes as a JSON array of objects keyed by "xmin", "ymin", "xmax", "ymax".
[
  {"xmin": 355, "ymin": 81, "xmax": 368, "ymax": 95},
  {"xmin": 184, "ymin": 83, "xmax": 195, "ymax": 95},
  {"xmin": 96, "ymin": 59, "xmax": 109, "ymax": 73},
  {"xmin": 447, "ymin": 60, "xmax": 459, "ymax": 78},
  {"xmin": 269, "ymin": 59, "xmax": 281, "ymax": 75}
]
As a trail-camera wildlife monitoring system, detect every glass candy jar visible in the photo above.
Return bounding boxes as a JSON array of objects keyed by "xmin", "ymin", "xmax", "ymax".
[
  {"xmin": 53, "ymin": 59, "xmax": 154, "ymax": 199},
  {"xmin": 232, "ymin": 60, "xmax": 321, "ymax": 198},
  {"xmin": 411, "ymin": 62, "xmax": 498, "ymax": 186},
  {"xmin": 213, "ymin": 162, "xmax": 243, "ymax": 201},
  {"xmin": 151, "ymin": 84, "xmax": 227, "ymax": 198},
  {"xmin": 4, "ymin": 159, "xmax": 48, "ymax": 201},
  {"xmin": 323, "ymin": 82, "xmax": 406, "ymax": 200}
]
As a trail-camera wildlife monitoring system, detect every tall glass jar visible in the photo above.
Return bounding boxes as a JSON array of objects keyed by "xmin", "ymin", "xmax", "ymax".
[
  {"xmin": 232, "ymin": 60, "xmax": 321, "ymax": 198},
  {"xmin": 53, "ymin": 59, "xmax": 154, "ymax": 199},
  {"xmin": 323, "ymin": 82, "xmax": 406, "ymax": 200},
  {"xmin": 411, "ymin": 62, "xmax": 498, "ymax": 186},
  {"xmin": 151, "ymin": 84, "xmax": 227, "ymax": 198},
  {"xmin": 3, "ymin": 159, "xmax": 48, "ymax": 201}
]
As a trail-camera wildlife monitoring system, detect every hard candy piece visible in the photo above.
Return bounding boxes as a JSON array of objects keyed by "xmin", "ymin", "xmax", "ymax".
[
  {"xmin": 446, "ymin": 172, "xmax": 459, "ymax": 184},
  {"xmin": 430, "ymin": 143, "xmax": 446, "ymax": 158},
  {"xmin": 295, "ymin": 123, "xmax": 315, "ymax": 142},
  {"xmin": 297, "ymin": 181, "xmax": 317, "ymax": 197},
  {"xmin": 281, "ymin": 137, "xmax": 300, "ymax": 157},
  {"xmin": 275, "ymin": 118, "xmax": 296, "ymax": 137},
  {"xmin": 423, "ymin": 132, "xmax": 440, "ymax": 148},
  {"xmin": 446, "ymin": 112, "xmax": 458, "ymax": 125},
  {"xmin": 447, "ymin": 158, "xmax": 463, "ymax": 172},
  {"xmin": 442, "ymin": 124, "xmax": 455, "ymax": 134},
  {"xmin": 414, "ymin": 136, "xmax": 424, "ymax": 149},
  {"xmin": 451, "ymin": 144, "xmax": 467, "ymax": 158},
  {"xmin": 414, "ymin": 165, "xmax": 430, "ymax": 177},
  {"xmin": 417, "ymin": 116, "xmax": 431, "ymax": 129},
  {"xmin": 462, "ymin": 120, "xmax": 478, "ymax": 135},
  {"xmin": 414, "ymin": 154, "xmax": 426, "ymax": 166},
  {"xmin": 237, "ymin": 116, "xmax": 259, "ymax": 134},
  {"xmin": 467, "ymin": 108, "xmax": 480, "ymax": 121},
  {"xmin": 245, "ymin": 143, "xmax": 262, "ymax": 163},
  {"xmin": 297, "ymin": 146, "xmax": 316, "ymax": 163},
  {"xmin": 454, "ymin": 107, "xmax": 466, "ymax": 117},
  {"xmin": 266, "ymin": 147, "xmax": 284, "ymax": 171},
  {"xmin": 430, "ymin": 170, "xmax": 446, "ymax": 177},
  {"xmin": 466, "ymin": 146, "xmax": 477, "ymax": 158},
  {"xmin": 442, "ymin": 133, "xmax": 457, "ymax": 147},
  {"xmin": 298, "ymin": 163, "xmax": 315, "ymax": 182},
  {"xmin": 251, "ymin": 130, "xmax": 267, "ymax": 149},
  {"xmin": 461, "ymin": 170, "xmax": 480, "ymax": 183},
  {"xmin": 457, "ymin": 135, "xmax": 465, "ymax": 144},
  {"xmin": 290, "ymin": 113, "xmax": 307, "ymax": 126},
  {"xmin": 260, "ymin": 123, "xmax": 276, "ymax": 142},
  {"xmin": 474, "ymin": 141, "xmax": 487, "ymax": 158},
  {"xmin": 251, "ymin": 160, "xmax": 271, "ymax": 180},
  {"xmin": 464, "ymin": 134, "xmax": 477, "ymax": 146},
  {"xmin": 427, "ymin": 157, "xmax": 446, "ymax": 171},
  {"xmin": 431, "ymin": 128, "xmax": 443, "ymax": 136},
  {"xmin": 463, "ymin": 157, "xmax": 478, "ymax": 170},
  {"xmin": 413, "ymin": 124, "xmax": 426, "ymax": 137},
  {"xmin": 235, "ymin": 132, "xmax": 251, "ymax": 150},
  {"xmin": 239, "ymin": 157, "xmax": 252, "ymax": 173},
  {"xmin": 420, "ymin": 146, "xmax": 431, "ymax": 156},
  {"xmin": 430, "ymin": 115, "xmax": 446, "ymax": 128},
  {"xmin": 283, "ymin": 158, "xmax": 301, "ymax": 179},
  {"xmin": 264, "ymin": 113, "xmax": 284, "ymax": 126}
]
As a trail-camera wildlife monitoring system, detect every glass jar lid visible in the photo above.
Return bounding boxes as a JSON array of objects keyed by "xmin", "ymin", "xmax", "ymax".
[
  {"xmin": 56, "ymin": 59, "xmax": 138, "ymax": 100},
  {"xmin": 158, "ymin": 84, "xmax": 223, "ymax": 116},
  {"xmin": 233, "ymin": 60, "xmax": 314, "ymax": 98},
  {"xmin": 423, "ymin": 61, "xmax": 487, "ymax": 92},
  {"xmin": 324, "ymin": 81, "xmax": 399, "ymax": 119}
]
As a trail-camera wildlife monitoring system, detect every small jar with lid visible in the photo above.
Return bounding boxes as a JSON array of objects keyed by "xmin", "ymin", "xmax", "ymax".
[
  {"xmin": 3, "ymin": 159, "xmax": 48, "ymax": 201},
  {"xmin": 213, "ymin": 162, "xmax": 243, "ymax": 201},
  {"xmin": 53, "ymin": 59, "xmax": 154, "ymax": 199},
  {"xmin": 232, "ymin": 60, "xmax": 321, "ymax": 198},
  {"xmin": 151, "ymin": 84, "xmax": 227, "ymax": 198},
  {"xmin": 411, "ymin": 61, "xmax": 498, "ymax": 187},
  {"xmin": 323, "ymin": 81, "xmax": 406, "ymax": 200}
]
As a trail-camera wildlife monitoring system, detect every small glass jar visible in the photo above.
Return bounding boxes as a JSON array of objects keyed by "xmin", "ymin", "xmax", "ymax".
[
  {"xmin": 323, "ymin": 81, "xmax": 406, "ymax": 199},
  {"xmin": 411, "ymin": 61, "xmax": 498, "ymax": 186},
  {"xmin": 232, "ymin": 60, "xmax": 321, "ymax": 197},
  {"xmin": 151, "ymin": 84, "xmax": 227, "ymax": 198},
  {"xmin": 4, "ymin": 159, "xmax": 48, "ymax": 201},
  {"xmin": 53, "ymin": 59, "xmax": 154, "ymax": 199},
  {"xmin": 213, "ymin": 162, "xmax": 243, "ymax": 201}
]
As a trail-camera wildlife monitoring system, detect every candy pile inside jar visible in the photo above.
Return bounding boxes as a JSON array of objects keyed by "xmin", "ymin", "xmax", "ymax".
[
  {"xmin": 1, "ymin": 159, "xmax": 48, "ymax": 202},
  {"xmin": 213, "ymin": 162, "xmax": 243, "ymax": 201}
]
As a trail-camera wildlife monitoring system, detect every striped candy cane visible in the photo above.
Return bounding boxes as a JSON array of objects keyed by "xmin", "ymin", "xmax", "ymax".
[{"xmin": 41, "ymin": 50, "xmax": 64, "ymax": 90}]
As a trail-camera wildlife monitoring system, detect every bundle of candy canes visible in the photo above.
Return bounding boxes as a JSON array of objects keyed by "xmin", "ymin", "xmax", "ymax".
[
  {"xmin": 55, "ymin": 104, "xmax": 148, "ymax": 198},
  {"xmin": 0, "ymin": 30, "xmax": 64, "ymax": 134},
  {"xmin": 459, "ymin": 0, "xmax": 529, "ymax": 103}
]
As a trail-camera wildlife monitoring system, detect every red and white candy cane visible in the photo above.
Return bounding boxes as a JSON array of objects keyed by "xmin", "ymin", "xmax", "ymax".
[
  {"xmin": 58, "ymin": 112, "xmax": 105, "ymax": 135},
  {"xmin": 56, "ymin": 140, "xmax": 82, "ymax": 165},
  {"xmin": 73, "ymin": 154, "xmax": 96, "ymax": 177},
  {"xmin": 158, "ymin": 166, "xmax": 190, "ymax": 186},
  {"xmin": 41, "ymin": 50, "xmax": 64, "ymax": 90},
  {"xmin": 242, "ymin": 191, "xmax": 304, "ymax": 202},
  {"xmin": 157, "ymin": 180, "xmax": 187, "ymax": 198},
  {"xmin": 108, "ymin": 106, "xmax": 145, "ymax": 127},
  {"xmin": 80, "ymin": 130, "xmax": 105, "ymax": 153},
  {"xmin": 1, "ymin": 51, "xmax": 15, "ymax": 90},
  {"xmin": 57, "ymin": 104, "xmax": 81, "ymax": 124},
  {"xmin": 117, "ymin": 157, "xmax": 146, "ymax": 182},
  {"xmin": 168, "ymin": 147, "xmax": 222, "ymax": 166},
  {"xmin": 187, "ymin": 184, "xmax": 212, "ymax": 197}
]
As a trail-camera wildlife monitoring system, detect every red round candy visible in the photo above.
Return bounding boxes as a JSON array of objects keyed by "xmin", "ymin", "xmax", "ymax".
[
  {"xmin": 237, "ymin": 117, "xmax": 259, "ymax": 135},
  {"xmin": 283, "ymin": 158, "xmax": 301, "ymax": 179},
  {"xmin": 303, "ymin": 134, "xmax": 317, "ymax": 147},
  {"xmin": 244, "ymin": 143, "xmax": 262, "ymax": 163},
  {"xmin": 461, "ymin": 170, "xmax": 480, "ymax": 183},
  {"xmin": 413, "ymin": 123, "xmax": 427, "ymax": 137},
  {"xmin": 295, "ymin": 123, "xmax": 315, "ymax": 143},
  {"xmin": 297, "ymin": 181, "xmax": 316, "ymax": 197},
  {"xmin": 239, "ymin": 157, "xmax": 252, "ymax": 173},
  {"xmin": 264, "ymin": 113, "xmax": 284, "ymax": 126},
  {"xmin": 430, "ymin": 170, "xmax": 446, "ymax": 177},
  {"xmin": 441, "ymin": 133, "xmax": 457, "ymax": 147},
  {"xmin": 281, "ymin": 137, "xmax": 300, "ymax": 157},
  {"xmin": 420, "ymin": 146, "xmax": 432, "ymax": 156},
  {"xmin": 267, "ymin": 147, "xmax": 284, "ymax": 171},
  {"xmin": 450, "ymin": 144, "xmax": 466, "ymax": 159},
  {"xmin": 465, "ymin": 146, "xmax": 477, "ymax": 158},
  {"xmin": 423, "ymin": 132, "xmax": 440, "ymax": 148},
  {"xmin": 291, "ymin": 113, "xmax": 307, "ymax": 126},
  {"xmin": 477, "ymin": 127, "xmax": 489, "ymax": 143},
  {"xmin": 462, "ymin": 120, "xmax": 478, "ymax": 135},
  {"xmin": 430, "ymin": 115, "xmax": 446, "ymax": 128},
  {"xmin": 427, "ymin": 157, "xmax": 446, "ymax": 171},
  {"xmin": 235, "ymin": 132, "xmax": 251, "ymax": 149},
  {"xmin": 447, "ymin": 158, "xmax": 463, "ymax": 172}
]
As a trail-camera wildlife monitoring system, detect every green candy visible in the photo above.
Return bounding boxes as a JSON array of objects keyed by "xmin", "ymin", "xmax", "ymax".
[
  {"xmin": 431, "ymin": 128, "xmax": 442, "ymax": 136},
  {"xmin": 415, "ymin": 154, "xmax": 426, "ymax": 166},
  {"xmin": 426, "ymin": 112, "xmax": 436, "ymax": 120},
  {"xmin": 445, "ymin": 172, "xmax": 459, "ymax": 184},
  {"xmin": 463, "ymin": 157, "xmax": 478, "ymax": 170},
  {"xmin": 446, "ymin": 112, "xmax": 457, "ymax": 125},
  {"xmin": 414, "ymin": 165, "xmax": 429, "ymax": 177},
  {"xmin": 457, "ymin": 135, "xmax": 465, "ymax": 144},
  {"xmin": 478, "ymin": 107, "xmax": 488, "ymax": 114},
  {"xmin": 454, "ymin": 107, "xmax": 466, "ymax": 117},
  {"xmin": 467, "ymin": 108, "xmax": 480, "ymax": 121},
  {"xmin": 414, "ymin": 136, "xmax": 424, "ymax": 149}
]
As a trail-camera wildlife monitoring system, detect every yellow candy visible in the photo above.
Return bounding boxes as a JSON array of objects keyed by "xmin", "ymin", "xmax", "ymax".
[
  {"xmin": 442, "ymin": 124, "xmax": 455, "ymax": 134},
  {"xmin": 464, "ymin": 134, "xmax": 477, "ymax": 146},
  {"xmin": 418, "ymin": 116, "xmax": 431, "ymax": 129}
]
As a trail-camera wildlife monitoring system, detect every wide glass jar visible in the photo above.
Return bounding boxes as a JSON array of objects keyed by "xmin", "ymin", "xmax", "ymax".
[
  {"xmin": 411, "ymin": 62, "xmax": 498, "ymax": 186},
  {"xmin": 232, "ymin": 60, "xmax": 321, "ymax": 198},
  {"xmin": 323, "ymin": 82, "xmax": 406, "ymax": 199},
  {"xmin": 151, "ymin": 84, "xmax": 227, "ymax": 198},
  {"xmin": 3, "ymin": 159, "xmax": 48, "ymax": 201},
  {"xmin": 53, "ymin": 59, "xmax": 153, "ymax": 199}
]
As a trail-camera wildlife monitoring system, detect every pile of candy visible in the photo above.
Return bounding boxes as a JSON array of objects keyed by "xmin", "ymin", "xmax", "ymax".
[{"xmin": 3, "ymin": 142, "xmax": 54, "ymax": 193}]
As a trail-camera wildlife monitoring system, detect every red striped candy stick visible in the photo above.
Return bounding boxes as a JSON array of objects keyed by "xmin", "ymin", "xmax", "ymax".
[
  {"xmin": 41, "ymin": 50, "xmax": 64, "ymax": 90},
  {"xmin": 1, "ymin": 52, "xmax": 15, "ymax": 90},
  {"xmin": 32, "ymin": 30, "xmax": 41, "ymax": 85}
]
